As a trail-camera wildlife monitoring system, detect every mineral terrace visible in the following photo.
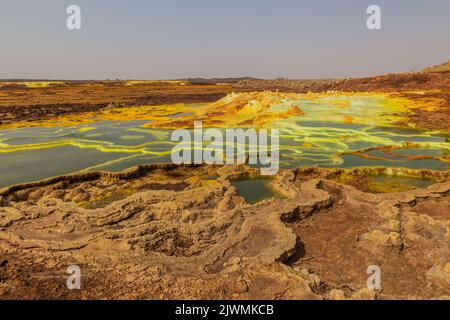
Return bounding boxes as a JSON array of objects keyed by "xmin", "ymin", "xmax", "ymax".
[{"xmin": 0, "ymin": 164, "xmax": 449, "ymax": 299}]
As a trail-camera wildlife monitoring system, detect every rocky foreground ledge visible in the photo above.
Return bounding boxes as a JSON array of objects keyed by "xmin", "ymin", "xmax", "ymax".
[{"xmin": 0, "ymin": 164, "xmax": 449, "ymax": 299}]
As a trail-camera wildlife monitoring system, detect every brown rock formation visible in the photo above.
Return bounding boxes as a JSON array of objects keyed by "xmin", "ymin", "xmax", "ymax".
[{"xmin": 0, "ymin": 164, "xmax": 448, "ymax": 299}]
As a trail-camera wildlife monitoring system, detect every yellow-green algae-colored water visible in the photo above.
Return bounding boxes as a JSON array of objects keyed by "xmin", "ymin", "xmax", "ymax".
[{"xmin": 0, "ymin": 94, "xmax": 449, "ymax": 188}]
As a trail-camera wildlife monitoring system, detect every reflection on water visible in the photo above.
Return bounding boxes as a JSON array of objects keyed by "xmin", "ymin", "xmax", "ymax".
[
  {"xmin": 337, "ymin": 155, "xmax": 449, "ymax": 171},
  {"xmin": 0, "ymin": 146, "xmax": 130, "ymax": 187},
  {"xmin": 0, "ymin": 96, "xmax": 449, "ymax": 188},
  {"xmin": 231, "ymin": 178, "xmax": 283, "ymax": 204}
]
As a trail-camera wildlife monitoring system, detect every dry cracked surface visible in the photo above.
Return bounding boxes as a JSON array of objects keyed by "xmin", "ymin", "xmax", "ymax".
[{"xmin": 0, "ymin": 164, "xmax": 449, "ymax": 300}]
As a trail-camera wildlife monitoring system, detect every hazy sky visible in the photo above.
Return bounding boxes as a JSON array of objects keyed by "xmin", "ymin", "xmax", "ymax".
[{"xmin": 1, "ymin": 0, "xmax": 449, "ymax": 79}]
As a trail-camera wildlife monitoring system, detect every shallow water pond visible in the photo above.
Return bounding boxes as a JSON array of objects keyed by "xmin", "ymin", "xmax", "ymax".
[
  {"xmin": 82, "ymin": 191, "xmax": 134, "ymax": 209},
  {"xmin": 231, "ymin": 178, "xmax": 284, "ymax": 204},
  {"xmin": 367, "ymin": 175, "xmax": 436, "ymax": 193}
]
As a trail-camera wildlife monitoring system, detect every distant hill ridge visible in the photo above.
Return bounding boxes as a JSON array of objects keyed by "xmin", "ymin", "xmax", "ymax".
[
  {"xmin": 421, "ymin": 60, "xmax": 450, "ymax": 73},
  {"xmin": 1, "ymin": 60, "xmax": 449, "ymax": 84},
  {"xmin": 234, "ymin": 59, "xmax": 450, "ymax": 92}
]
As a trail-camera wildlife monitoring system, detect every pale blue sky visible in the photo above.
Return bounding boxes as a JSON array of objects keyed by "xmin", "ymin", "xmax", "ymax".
[{"xmin": 1, "ymin": 0, "xmax": 449, "ymax": 79}]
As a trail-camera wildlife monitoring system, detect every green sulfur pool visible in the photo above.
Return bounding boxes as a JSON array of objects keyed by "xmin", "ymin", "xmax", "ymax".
[{"xmin": 0, "ymin": 95, "xmax": 449, "ymax": 188}]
